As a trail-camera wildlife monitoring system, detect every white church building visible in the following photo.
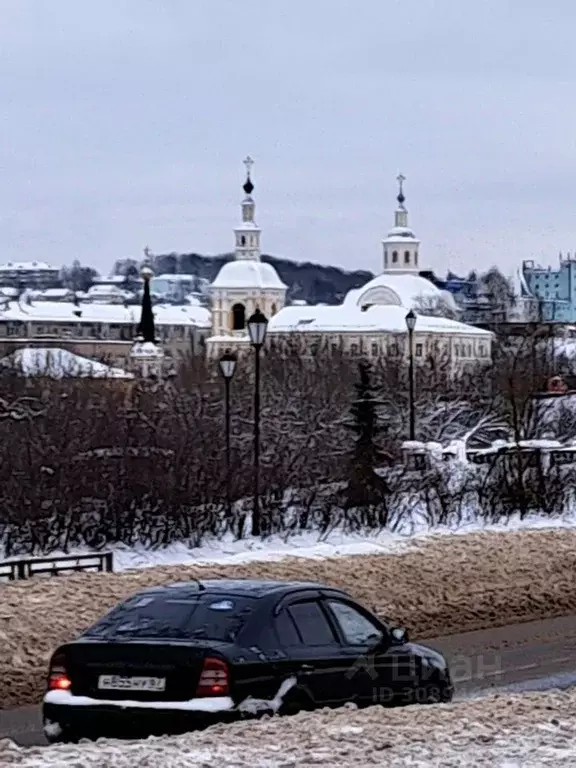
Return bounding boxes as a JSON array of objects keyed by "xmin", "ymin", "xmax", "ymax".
[{"xmin": 206, "ymin": 163, "xmax": 492, "ymax": 367}]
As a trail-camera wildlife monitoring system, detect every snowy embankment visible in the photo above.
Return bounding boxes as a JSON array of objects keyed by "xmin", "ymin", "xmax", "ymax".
[
  {"xmin": 3, "ymin": 690, "xmax": 576, "ymax": 767},
  {"xmin": 3, "ymin": 527, "xmax": 576, "ymax": 711},
  {"xmin": 38, "ymin": 506, "xmax": 576, "ymax": 572}
]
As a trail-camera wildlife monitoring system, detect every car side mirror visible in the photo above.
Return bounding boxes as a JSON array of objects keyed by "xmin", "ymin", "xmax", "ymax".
[{"xmin": 391, "ymin": 627, "xmax": 408, "ymax": 645}]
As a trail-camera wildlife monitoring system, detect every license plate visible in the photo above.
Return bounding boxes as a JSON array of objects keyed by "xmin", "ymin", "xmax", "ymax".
[{"xmin": 97, "ymin": 675, "xmax": 166, "ymax": 692}]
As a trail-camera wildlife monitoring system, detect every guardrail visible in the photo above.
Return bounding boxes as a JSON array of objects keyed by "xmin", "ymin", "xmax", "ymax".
[{"xmin": 0, "ymin": 552, "xmax": 114, "ymax": 582}]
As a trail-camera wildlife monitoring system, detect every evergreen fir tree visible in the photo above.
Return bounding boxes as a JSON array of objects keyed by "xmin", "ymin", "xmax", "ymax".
[{"xmin": 344, "ymin": 361, "xmax": 390, "ymax": 509}]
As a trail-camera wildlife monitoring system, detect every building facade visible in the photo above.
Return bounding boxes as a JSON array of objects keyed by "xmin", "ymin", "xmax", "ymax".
[
  {"xmin": 0, "ymin": 297, "xmax": 210, "ymax": 365},
  {"xmin": 522, "ymin": 255, "xmax": 575, "ymax": 322},
  {"xmin": 0, "ymin": 261, "xmax": 61, "ymax": 289}
]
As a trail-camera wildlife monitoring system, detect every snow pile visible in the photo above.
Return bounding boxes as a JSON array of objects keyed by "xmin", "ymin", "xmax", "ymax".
[
  {"xmin": 0, "ymin": 348, "xmax": 133, "ymax": 379},
  {"xmin": 3, "ymin": 690, "xmax": 576, "ymax": 766},
  {"xmin": 3, "ymin": 527, "xmax": 576, "ymax": 710}
]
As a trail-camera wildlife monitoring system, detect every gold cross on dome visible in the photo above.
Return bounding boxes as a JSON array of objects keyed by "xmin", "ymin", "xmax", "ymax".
[
  {"xmin": 397, "ymin": 173, "xmax": 406, "ymax": 195},
  {"xmin": 244, "ymin": 156, "xmax": 254, "ymax": 177}
]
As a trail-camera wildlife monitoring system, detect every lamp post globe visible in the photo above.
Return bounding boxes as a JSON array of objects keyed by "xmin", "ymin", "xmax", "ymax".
[
  {"xmin": 219, "ymin": 350, "xmax": 237, "ymax": 380},
  {"xmin": 247, "ymin": 308, "xmax": 268, "ymax": 347},
  {"xmin": 405, "ymin": 309, "xmax": 417, "ymax": 332}
]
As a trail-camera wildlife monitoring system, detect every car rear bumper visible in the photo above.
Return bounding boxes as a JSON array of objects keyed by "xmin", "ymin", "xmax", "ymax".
[{"xmin": 43, "ymin": 689, "xmax": 238, "ymax": 740}]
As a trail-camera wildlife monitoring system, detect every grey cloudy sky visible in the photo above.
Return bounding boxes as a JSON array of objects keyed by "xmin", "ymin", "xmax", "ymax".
[{"xmin": 2, "ymin": 0, "xmax": 576, "ymax": 278}]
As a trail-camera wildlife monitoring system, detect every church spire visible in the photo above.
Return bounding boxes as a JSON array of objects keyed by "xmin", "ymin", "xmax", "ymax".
[
  {"xmin": 381, "ymin": 174, "xmax": 421, "ymax": 274},
  {"xmin": 136, "ymin": 265, "xmax": 156, "ymax": 343},
  {"xmin": 243, "ymin": 155, "xmax": 254, "ymax": 196},
  {"xmin": 395, "ymin": 173, "xmax": 408, "ymax": 228},
  {"xmin": 234, "ymin": 156, "xmax": 261, "ymax": 261}
]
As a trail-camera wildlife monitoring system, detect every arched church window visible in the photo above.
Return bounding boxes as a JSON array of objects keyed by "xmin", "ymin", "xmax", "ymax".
[
  {"xmin": 240, "ymin": 235, "xmax": 246, "ymax": 246},
  {"xmin": 231, "ymin": 303, "xmax": 246, "ymax": 331},
  {"xmin": 404, "ymin": 251, "xmax": 411, "ymax": 264},
  {"xmin": 392, "ymin": 251, "xmax": 398, "ymax": 263},
  {"xmin": 271, "ymin": 303, "xmax": 277, "ymax": 315}
]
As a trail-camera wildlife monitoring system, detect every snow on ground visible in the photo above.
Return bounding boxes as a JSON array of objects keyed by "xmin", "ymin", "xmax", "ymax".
[
  {"xmin": 42, "ymin": 507, "xmax": 576, "ymax": 573},
  {"xmin": 3, "ymin": 690, "xmax": 576, "ymax": 767}
]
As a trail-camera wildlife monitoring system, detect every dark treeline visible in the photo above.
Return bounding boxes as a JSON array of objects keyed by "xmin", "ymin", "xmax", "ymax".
[{"xmin": 0, "ymin": 333, "xmax": 573, "ymax": 557}]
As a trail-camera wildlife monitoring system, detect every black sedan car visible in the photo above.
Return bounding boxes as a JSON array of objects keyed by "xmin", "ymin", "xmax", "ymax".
[{"xmin": 43, "ymin": 578, "xmax": 453, "ymax": 742}]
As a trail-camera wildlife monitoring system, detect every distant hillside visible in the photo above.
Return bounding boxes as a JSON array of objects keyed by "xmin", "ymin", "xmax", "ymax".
[{"xmin": 147, "ymin": 252, "xmax": 374, "ymax": 306}]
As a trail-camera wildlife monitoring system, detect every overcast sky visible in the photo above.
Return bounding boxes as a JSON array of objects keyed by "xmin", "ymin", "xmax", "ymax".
[{"xmin": 2, "ymin": 0, "xmax": 576, "ymax": 278}]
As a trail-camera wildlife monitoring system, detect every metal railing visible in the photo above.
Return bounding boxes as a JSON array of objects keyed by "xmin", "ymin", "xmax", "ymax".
[{"xmin": 0, "ymin": 552, "xmax": 113, "ymax": 582}]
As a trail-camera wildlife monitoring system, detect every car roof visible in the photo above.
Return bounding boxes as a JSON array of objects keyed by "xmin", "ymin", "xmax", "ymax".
[{"xmin": 138, "ymin": 578, "xmax": 345, "ymax": 599}]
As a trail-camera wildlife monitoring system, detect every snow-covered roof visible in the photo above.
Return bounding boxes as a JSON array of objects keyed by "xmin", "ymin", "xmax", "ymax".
[
  {"xmin": 131, "ymin": 341, "xmax": 164, "ymax": 359},
  {"xmin": 267, "ymin": 303, "xmax": 492, "ymax": 336},
  {"xmin": 0, "ymin": 300, "xmax": 211, "ymax": 328},
  {"xmin": 0, "ymin": 261, "xmax": 58, "ymax": 272},
  {"xmin": 211, "ymin": 260, "xmax": 287, "ymax": 291},
  {"xmin": 0, "ymin": 347, "xmax": 134, "ymax": 379},
  {"xmin": 93, "ymin": 275, "xmax": 125, "ymax": 285},
  {"xmin": 347, "ymin": 273, "xmax": 453, "ymax": 310},
  {"xmin": 206, "ymin": 334, "xmax": 252, "ymax": 345},
  {"xmin": 153, "ymin": 274, "xmax": 197, "ymax": 282},
  {"xmin": 32, "ymin": 288, "xmax": 73, "ymax": 299},
  {"xmin": 234, "ymin": 221, "xmax": 260, "ymax": 231},
  {"xmin": 0, "ymin": 287, "xmax": 20, "ymax": 297},
  {"xmin": 86, "ymin": 284, "xmax": 126, "ymax": 296},
  {"xmin": 383, "ymin": 226, "xmax": 420, "ymax": 243}
]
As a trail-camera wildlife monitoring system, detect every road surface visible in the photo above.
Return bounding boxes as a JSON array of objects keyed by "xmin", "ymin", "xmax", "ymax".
[{"xmin": 2, "ymin": 614, "xmax": 576, "ymax": 746}]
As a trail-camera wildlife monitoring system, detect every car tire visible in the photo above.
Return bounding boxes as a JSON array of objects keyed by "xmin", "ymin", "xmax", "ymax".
[
  {"xmin": 278, "ymin": 686, "xmax": 315, "ymax": 717},
  {"xmin": 43, "ymin": 721, "xmax": 85, "ymax": 744}
]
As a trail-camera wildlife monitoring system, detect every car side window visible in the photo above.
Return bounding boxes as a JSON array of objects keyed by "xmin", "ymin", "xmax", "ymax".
[
  {"xmin": 274, "ymin": 608, "xmax": 302, "ymax": 646},
  {"xmin": 327, "ymin": 600, "xmax": 383, "ymax": 646},
  {"xmin": 287, "ymin": 601, "xmax": 337, "ymax": 646}
]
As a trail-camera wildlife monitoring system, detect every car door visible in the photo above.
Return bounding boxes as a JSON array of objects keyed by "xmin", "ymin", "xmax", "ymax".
[
  {"xmin": 322, "ymin": 597, "xmax": 388, "ymax": 706},
  {"xmin": 271, "ymin": 597, "xmax": 350, "ymax": 709},
  {"xmin": 323, "ymin": 597, "xmax": 420, "ymax": 707}
]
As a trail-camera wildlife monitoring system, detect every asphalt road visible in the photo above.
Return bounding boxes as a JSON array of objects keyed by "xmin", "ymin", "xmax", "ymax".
[{"xmin": 2, "ymin": 614, "xmax": 576, "ymax": 747}]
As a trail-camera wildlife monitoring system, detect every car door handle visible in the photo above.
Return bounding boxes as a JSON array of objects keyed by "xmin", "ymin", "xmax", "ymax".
[{"xmin": 299, "ymin": 664, "xmax": 315, "ymax": 674}]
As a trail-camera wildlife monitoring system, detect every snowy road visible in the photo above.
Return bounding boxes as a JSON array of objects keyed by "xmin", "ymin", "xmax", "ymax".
[{"xmin": 2, "ymin": 613, "xmax": 576, "ymax": 747}]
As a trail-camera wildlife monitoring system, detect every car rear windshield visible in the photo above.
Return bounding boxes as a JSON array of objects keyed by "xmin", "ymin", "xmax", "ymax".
[{"xmin": 84, "ymin": 592, "xmax": 257, "ymax": 641}]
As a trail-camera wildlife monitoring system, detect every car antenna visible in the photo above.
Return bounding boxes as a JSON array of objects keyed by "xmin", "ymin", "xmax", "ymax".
[{"xmin": 167, "ymin": 578, "xmax": 205, "ymax": 591}]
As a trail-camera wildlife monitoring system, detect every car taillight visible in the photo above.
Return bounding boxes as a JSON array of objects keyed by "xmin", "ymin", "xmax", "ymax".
[
  {"xmin": 48, "ymin": 654, "xmax": 72, "ymax": 692},
  {"xmin": 195, "ymin": 656, "xmax": 229, "ymax": 697}
]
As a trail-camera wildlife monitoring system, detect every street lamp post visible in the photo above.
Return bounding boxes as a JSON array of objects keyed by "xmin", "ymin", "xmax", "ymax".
[
  {"xmin": 219, "ymin": 350, "xmax": 237, "ymax": 517},
  {"xmin": 247, "ymin": 308, "xmax": 268, "ymax": 537},
  {"xmin": 405, "ymin": 310, "xmax": 417, "ymax": 441}
]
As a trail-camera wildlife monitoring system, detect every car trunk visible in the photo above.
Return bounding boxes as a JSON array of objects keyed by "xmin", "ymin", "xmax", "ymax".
[{"xmin": 62, "ymin": 639, "xmax": 227, "ymax": 702}]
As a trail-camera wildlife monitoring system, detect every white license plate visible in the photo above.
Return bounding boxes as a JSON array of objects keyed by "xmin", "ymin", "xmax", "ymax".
[{"xmin": 97, "ymin": 675, "xmax": 166, "ymax": 692}]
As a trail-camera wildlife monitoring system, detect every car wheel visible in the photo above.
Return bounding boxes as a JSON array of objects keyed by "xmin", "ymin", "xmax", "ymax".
[
  {"xmin": 43, "ymin": 721, "xmax": 85, "ymax": 744},
  {"xmin": 278, "ymin": 686, "xmax": 315, "ymax": 717}
]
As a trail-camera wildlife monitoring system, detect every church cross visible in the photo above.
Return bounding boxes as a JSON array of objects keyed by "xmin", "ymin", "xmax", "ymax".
[
  {"xmin": 244, "ymin": 155, "xmax": 254, "ymax": 178},
  {"xmin": 397, "ymin": 173, "xmax": 406, "ymax": 196}
]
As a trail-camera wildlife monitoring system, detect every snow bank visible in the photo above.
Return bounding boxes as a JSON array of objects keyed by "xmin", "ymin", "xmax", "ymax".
[
  {"xmin": 3, "ymin": 528, "xmax": 576, "ymax": 710},
  {"xmin": 3, "ymin": 689, "xmax": 576, "ymax": 767},
  {"xmin": 34, "ymin": 507, "xmax": 576, "ymax": 573}
]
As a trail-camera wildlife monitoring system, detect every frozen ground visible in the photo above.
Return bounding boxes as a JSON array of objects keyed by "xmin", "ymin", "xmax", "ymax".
[
  {"xmin": 21, "ymin": 507, "xmax": 576, "ymax": 573},
  {"xmin": 2, "ymin": 690, "xmax": 576, "ymax": 767}
]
